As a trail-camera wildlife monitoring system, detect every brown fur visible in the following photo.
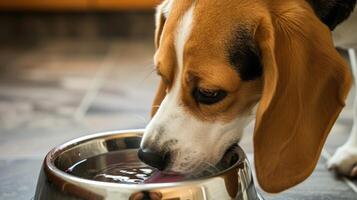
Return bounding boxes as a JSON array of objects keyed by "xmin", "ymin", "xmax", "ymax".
[{"xmin": 152, "ymin": 0, "xmax": 352, "ymax": 193}]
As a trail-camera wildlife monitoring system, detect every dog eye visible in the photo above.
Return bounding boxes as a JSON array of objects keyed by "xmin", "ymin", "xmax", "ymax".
[{"xmin": 193, "ymin": 88, "xmax": 227, "ymax": 105}]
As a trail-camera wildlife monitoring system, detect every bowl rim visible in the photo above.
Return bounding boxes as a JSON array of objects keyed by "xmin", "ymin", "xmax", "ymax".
[{"xmin": 44, "ymin": 129, "xmax": 249, "ymax": 190}]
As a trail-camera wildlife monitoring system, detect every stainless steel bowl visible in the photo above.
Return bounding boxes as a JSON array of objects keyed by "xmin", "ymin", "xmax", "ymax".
[{"xmin": 34, "ymin": 129, "xmax": 263, "ymax": 200}]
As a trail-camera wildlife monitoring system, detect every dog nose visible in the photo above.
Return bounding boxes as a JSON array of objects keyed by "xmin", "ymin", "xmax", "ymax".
[{"xmin": 138, "ymin": 148, "xmax": 169, "ymax": 171}]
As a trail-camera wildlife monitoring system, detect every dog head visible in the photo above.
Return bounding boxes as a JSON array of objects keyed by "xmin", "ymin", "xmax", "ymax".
[{"xmin": 140, "ymin": 0, "xmax": 354, "ymax": 193}]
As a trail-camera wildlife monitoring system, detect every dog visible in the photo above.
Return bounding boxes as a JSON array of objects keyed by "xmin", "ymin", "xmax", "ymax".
[{"xmin": 138, "ymin": 0, "xmax": 356, "ymax": 193}]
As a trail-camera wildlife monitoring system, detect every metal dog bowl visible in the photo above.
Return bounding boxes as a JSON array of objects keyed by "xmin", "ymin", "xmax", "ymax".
[{"xmin": 34, "ymin": 129, "xmax": 263, "ymax": 200}]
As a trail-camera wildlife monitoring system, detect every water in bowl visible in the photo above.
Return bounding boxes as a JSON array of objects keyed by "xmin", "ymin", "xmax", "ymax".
[
  {"xmin": 66, "ymin": 147, "xmax": 238, "ymax": 184},
  {"xmin": 66, "ymin": 149, "xmax": 184, "ymax": 184}
]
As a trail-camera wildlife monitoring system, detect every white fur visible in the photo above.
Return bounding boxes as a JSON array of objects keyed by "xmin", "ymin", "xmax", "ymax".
[{"xmin": 142, "ymin": 5, "xmax": 252, "ymax": 173}]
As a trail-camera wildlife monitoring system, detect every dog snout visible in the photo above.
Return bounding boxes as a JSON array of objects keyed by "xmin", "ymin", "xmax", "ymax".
[{"xmin": 138, "ymin": 147, "xmax": 170, "ymax": 171}]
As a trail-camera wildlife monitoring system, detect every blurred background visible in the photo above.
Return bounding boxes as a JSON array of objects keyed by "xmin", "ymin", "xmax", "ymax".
[
  {"xmin": 0, "ymin": 1, "xmax": 160, "ymax": 199},
  {"xmin": 0, "ymin": 1, "xmax": 356, "ymax": 200}
]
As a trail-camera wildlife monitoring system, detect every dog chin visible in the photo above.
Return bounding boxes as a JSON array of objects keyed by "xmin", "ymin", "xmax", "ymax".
[{"xmin": 166, "ymin": 144, "xmax": 239, "ymax": 176}]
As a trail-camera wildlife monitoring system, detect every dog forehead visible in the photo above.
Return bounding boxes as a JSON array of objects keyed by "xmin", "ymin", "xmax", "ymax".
[
  {"xmin": 187, "ymin": 1, "xmax": 261, "ymax": 49},
  {"xmin": 159, "ymin": 0, "xmax": 261, "ymax": 51},
  {"xmin": 156, "ymin": 0, "xmax": 263, "ymax": 82},
  {"xmin": 185, "ymin": 2, "xmax": 262, "ymax": 83}
]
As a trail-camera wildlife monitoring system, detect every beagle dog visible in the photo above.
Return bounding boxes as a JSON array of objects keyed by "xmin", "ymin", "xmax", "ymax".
[{"xmin": 139, "ymin": 0, "xmax": 356, "ymax": 193}]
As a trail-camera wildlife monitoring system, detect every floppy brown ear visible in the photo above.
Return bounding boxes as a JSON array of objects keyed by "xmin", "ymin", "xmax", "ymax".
[
  {"xmin": 151, "ymin": 2, "xmax": 168, "ymax": 117},
  {"xmin": 154, "ymin": 1, "xmax": 167, "ymax": 49},
  {"xmin": 253, "ymin": 6, "xmax": 352, "ymax": 193}
]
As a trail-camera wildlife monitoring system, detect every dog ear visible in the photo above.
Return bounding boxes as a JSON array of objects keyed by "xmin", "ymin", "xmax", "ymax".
[
  {"xmin": 154, "ymin": 1, "xmax": 168, "ymax": 49},
  {"xmin": 151, "ymin": 1, "xmax": 169, "ymax": 117},
  {"xmin": 253, "ymin": 4, "xmax": 352, "ymax": 193},
  {"xmin": 306, "ymin": 0, "xmax": 356, "ymax": 30}
]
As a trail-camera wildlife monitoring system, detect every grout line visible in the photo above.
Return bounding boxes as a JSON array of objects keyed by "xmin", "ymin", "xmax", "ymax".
[
  {"xmin": 321, "ymin": 148, "xmax": 357, "ymax": 194},
  {"xmin": 72, "ymin": 47, "xmax": 117, "ymax": 122}
]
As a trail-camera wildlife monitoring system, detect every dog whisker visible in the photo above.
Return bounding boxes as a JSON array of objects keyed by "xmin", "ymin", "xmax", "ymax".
[
  {"xmin": 202, "ymin": 165, "xmax": 217, "ymax": 176},
  {"xmin": 127, "ymin": 114, "xmax": 148, "ymax": 124},
  {"xmin": 138, "ymin": 63, "xmax": 157, "ymax": 85},
  {"xmin": 186, "ymin": 160, "xmax": 205, "ymax": 178},
  {"xmin": 203, "ymin": 161, "xmax": 220, "ymax": 173}
]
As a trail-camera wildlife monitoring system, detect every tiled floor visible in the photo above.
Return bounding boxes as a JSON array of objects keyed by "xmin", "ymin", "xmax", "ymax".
[{"xmin": 0, "ymin": 39, "xmax": 356, "ymax": 200}]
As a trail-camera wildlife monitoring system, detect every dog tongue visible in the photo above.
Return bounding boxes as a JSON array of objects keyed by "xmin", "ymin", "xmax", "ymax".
[{"xmin": 144, "ymin": 171, "xmax": 184, "ymax": 183}]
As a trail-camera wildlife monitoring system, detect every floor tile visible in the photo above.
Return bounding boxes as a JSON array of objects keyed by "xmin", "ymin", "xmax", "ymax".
[{"xmin": 0, "ymin": 159, "xmax": 42, "ymax": 200}]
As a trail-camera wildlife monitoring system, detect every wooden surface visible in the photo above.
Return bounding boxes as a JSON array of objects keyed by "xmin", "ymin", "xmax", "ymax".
[
  {"xmin": 0, "ymin": 39, "xmax": 356, "ymax": 199},
  {"xmin": 0, "ymin": 0, "xmax": 161, "ymax": 10}
]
